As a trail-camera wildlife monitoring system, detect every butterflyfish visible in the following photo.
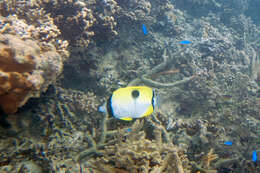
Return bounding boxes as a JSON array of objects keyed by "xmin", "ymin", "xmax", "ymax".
[{"xmin": 99, "ymin": 86, "xmax": 157, "ymax": 121}]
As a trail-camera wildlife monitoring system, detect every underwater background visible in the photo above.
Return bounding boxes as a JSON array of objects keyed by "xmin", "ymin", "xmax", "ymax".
[{"xmin": 0, "ymin": 0, "xmax": 260, "ymax": 172}]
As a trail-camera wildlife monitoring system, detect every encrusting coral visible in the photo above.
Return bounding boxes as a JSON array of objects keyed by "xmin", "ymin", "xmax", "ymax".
[
  {"xmin": 0, "ymin": 15, "xmax": 67, "ymax": 114},
  {"xmin": 0, "ymin": 34, "xmax": 37, "ymax": 114}
]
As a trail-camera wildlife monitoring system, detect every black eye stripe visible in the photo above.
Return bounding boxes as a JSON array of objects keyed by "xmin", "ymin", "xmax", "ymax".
[
  {"xmin": 107, "ymin": 95, "xmax": 114, "ymax": 117},
  {"xmin": 152, "ymin": 90, "xmax": 155, "ymax": 109},
  {"xmin": 131, "ymin": 90, "xmax": 140, "ymax": 98}
]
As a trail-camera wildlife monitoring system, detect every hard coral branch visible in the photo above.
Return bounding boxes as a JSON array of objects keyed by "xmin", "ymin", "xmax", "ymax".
[
  {"xmin": 83, "ymin": 114, "xmax": 187, "ymax": 173},
  {"xmin": 128, "ymin": 48, "xmax": 195, "ymax": 88}
]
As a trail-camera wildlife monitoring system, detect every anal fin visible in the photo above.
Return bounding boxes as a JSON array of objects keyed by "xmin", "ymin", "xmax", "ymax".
[{"xmin": 120, "ymin": 117, "xmax": 133, "ymax": 121}]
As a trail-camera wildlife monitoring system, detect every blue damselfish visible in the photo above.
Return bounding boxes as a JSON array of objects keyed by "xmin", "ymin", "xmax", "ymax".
[
  {"xmin": 224, "ymin": 141, "xmax": 233, "ymax": 146},
  {"xmin": 180, "ymin": 40, "xmax": 191, "ymax": 44},
  {"xmin": 142, "ymin": 24, "xmax": 148, "ymax": 35},
  {"xmin": 252, "ymin": 150, "xmax": 257, "ymax": 162}
]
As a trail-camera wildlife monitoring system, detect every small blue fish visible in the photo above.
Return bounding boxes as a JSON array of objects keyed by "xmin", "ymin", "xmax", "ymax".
[
  {"xmin": 180, "ymin": 40, "xmax": 191, "ymax": 44},
  {"xmin": 142, "ymin": 24, "xmax": 148, "ymax": 35},
  {"xmin": 40, "ymin": 151, "xmax": 46, "ymax": 157},
  {"xmin": 126, "ymin": 128, "xmax": 132, "ymax": 132},
  {"xmin": 252, "ymin": 150, "xmax": 257, "ymax": 162},
  {"xmin": 224, "ymin": 141, "xmax": 233, "ymax": 146}
]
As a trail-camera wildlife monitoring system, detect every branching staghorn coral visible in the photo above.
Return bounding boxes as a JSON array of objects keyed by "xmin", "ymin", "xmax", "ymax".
[
  {"xmin": 85, "ymin": 120, "xmax": 186, "ymax": 173},
  {"xmin": 128, "ymin": 48, "xmax": 195, "ymax": 88},
  {"xmin": 76, "ymin": 118, "xmax": 144, "ymax": 163},
  {"xmin": 190, "ymin": 148, "xmax": 218, "ymax": 173},
  {"xmin": 229, "ymin": 14, "xmax": 260, "ymax": 83},
  {"xmin": 0, "ymin": 86, "xmax": 144, "ymax": 172}
]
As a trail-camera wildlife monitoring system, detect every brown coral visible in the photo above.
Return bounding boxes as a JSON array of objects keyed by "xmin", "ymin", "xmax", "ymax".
[
  {"xmin": 0, "ymin": 34, "xmax": 38, "ymax": 114},
  {"xmin": 0, "ymin": 5, "xmax": 69, "ymax": 114},
  {"xmin": 0, "ymin": 32, "xmax": 64, "ymax": 114}
]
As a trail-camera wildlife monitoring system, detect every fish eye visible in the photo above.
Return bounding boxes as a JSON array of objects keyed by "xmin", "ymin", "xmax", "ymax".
[{"xmin": 131, "ymin": 90, "xmax": 140, "ymax": 98}]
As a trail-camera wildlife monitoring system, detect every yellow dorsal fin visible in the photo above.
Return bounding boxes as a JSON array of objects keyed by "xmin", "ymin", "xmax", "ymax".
[{"xmin": 120, "ymin": 117, "xmax": 133, "ymax": 121}]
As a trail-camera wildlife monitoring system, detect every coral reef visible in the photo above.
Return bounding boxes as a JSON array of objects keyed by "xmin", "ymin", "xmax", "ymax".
[
  {"xmin": 0, "ymin": 86, "xmax": 100, "ymax": 172},
  {"xmin": 190, "ymin": 148, "xmax": 218, "ymax": 173},
  {"xmin": 0, "ymin": 0, "xmax": 118, "ymax": 47},
  {"xmin": 0, "ymin": 12, "xmax": 69, "ymax": 57},
  {"xmin": 43, "ymin": 0, "xmax": 98, "ymax": 46},
  {"xmin": 0, "ymin": 85, "xmax": 191, "ymax": 173},
  {"xmin": 0, "ymin": 34, "xmax": 36, "ymax": 114},
  {"xmin": 0, "ymin": 0, "xmax": 260, "ymax": 173},
  {"xmin": 128, "ymin": 48, "xmax": 196, "ymax": 88},
  {"xmin": 87, "ymin": 128, "xmax": 187, "ymax": 173},
  {"xmin": 0, "ymin": 6, "xmax": 68, "ymax": 114},
  {"xmin": 0, "ymin": 33, "xmax": 63, "ymax": 114}
]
